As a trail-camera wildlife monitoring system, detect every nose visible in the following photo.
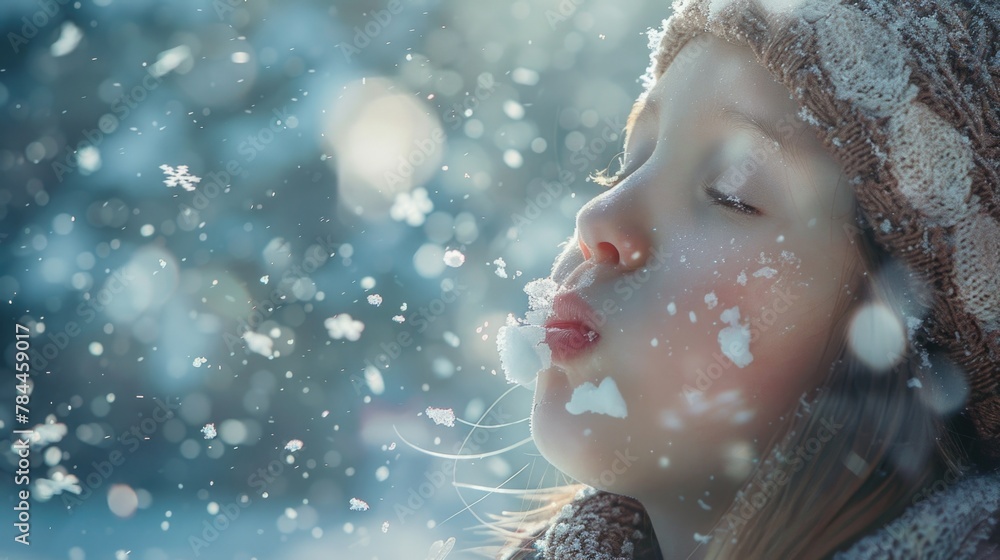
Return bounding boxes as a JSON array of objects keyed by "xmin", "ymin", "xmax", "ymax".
[{"xmin": 575, "ymin": 187, "xmax": 655, "ymax": 271}]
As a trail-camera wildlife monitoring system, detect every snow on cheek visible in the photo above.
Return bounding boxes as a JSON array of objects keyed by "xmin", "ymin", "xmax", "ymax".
[
  {"xmin": 565, "ymin": 377, "xmax": 628, "ymax": 418},
  {"xmin": 718, "ymin": 306, "xmax": 753, "ymax": 368},
  {"xmin": 752, "ymin": 266, "xmax": 777, "ymax": 279}
]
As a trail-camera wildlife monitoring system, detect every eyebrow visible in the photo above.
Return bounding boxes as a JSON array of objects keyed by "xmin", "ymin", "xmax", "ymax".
[
  {"xmin": 715, "ymin": 107, "xmax": 802, "ymax": 159},
  {"xmin": 629, "ymin": 97, "xmax": 802, "ymax": 159}
]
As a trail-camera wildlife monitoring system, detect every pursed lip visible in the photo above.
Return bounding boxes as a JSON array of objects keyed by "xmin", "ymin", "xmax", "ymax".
[{"xmin": 544, "ymin": 291, "xmax": 601, "ymax": 363}]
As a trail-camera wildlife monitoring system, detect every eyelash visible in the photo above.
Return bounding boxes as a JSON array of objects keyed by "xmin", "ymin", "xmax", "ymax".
[{"xmin": 703, "ymin": 182, "xmax": 761, "ymax": 216}]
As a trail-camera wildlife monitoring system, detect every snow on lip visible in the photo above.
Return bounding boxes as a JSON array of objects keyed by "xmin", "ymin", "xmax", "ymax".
[{"xmin": 544, "ymin": 292, "xmax": 600, "ymax": 363}]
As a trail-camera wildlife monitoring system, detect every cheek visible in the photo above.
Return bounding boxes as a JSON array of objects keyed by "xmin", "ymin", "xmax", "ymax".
[
  {"xmin": 686, "ymin": 262, "xmax": 830, "ymax": 414},
  {"xmin": 630, "ymin": 253, "xmax": 820, "ymax": 422}
]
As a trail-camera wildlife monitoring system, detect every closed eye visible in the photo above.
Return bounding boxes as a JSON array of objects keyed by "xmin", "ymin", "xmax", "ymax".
[{"xmin": 704, "ymin": 183, "xmax": 761, "ymax": 216}]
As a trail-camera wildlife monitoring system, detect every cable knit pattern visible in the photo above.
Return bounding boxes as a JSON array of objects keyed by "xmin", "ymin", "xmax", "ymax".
[
  {"xmin": 835, "ymin": 471, "xmax": 1000, "ymax": 559},
  {"xmin": 498, "ymin": 487, "xmax": 660, "ymax": 560},
  {"xmin": 538, "ymin": 487, "xmax": 654, "ymax": 560}
]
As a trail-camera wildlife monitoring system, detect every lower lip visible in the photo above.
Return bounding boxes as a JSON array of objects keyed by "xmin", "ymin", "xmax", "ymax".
[{"xmin": 545, "ymin": 322, "xmax": 600, "ymax": 363}]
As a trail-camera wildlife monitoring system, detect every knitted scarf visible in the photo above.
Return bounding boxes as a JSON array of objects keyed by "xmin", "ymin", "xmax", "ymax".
[{"xmin": 499, "ymin": 471, "xmax": 1000, "ymax": 559}]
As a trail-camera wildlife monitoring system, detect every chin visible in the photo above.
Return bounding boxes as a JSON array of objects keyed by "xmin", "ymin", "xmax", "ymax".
[{"xmin": 531, "ymin": 367, "xmax": 647, "ymax": 491}]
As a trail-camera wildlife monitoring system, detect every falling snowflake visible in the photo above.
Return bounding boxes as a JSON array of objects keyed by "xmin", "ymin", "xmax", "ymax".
[
  {"xmin": 192, "ymin": 357, "xmax": 207, "ymax": 367},
  {"xmin": 201, "ymin": 423, "xmax": 217, "ymax": 439},
  {"xmin": 349, "ymin": 497, "xmax": 370, "ymax": 511},
  {"xmin": 284, "ymin": 439, "xmax": 304, "ymax": 453},
  {"xmin": 381, "ymin": 521, "xmax": 390, "ymax": 533},
  {"xmin": 367, "ymin": 294, "xmax": 383, "ymax": 307},
  {"xmin": 260, "ymin": 275, "xmax": 269, "ymax": 285},
  {"xmin": 443, "ymin": 249, "xmax": 465, "ymax": 268},
  {"xmin": 389, "ymin": 187, "xmax": 433, "ymax": 226},
  {"xmin": 159, "ymin": 164, "xmax": 202, "ymax": 191},
  {"xmin": 325, "ymin": 314, "xmax": 365, "ymax": 341},
  {"xmin": 392, "ymin": 315, "xmax": 405, "ymax": 323},
  {"xmin": 425, "ymin": 407, "xmax": 456, "ymax": 428},
  {"xmin": 34, "ymin": 472, "xmax": 82, "ymax": 501},
  {"xmin": 242, "ymin": 330, "xmax": 274, "ymax": 357},
  {"xmin": 493, "ymin": 257, "xmax": 508, "ymax": 278},
  {"xmin": 22, "ymin": 417, "xmax": 67, "ymax": 448}
]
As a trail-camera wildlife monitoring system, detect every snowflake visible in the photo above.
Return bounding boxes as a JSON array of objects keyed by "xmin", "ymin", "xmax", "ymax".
[
  {"xmin": 349, "ymin": 497, "xmax": 370, "ymax": 511},
  {"xmin": 493, "ymin": 257, "xmax": 508, "ymax": 279},
  {"xmin": 382, "ymin": 521, "xmax": 390, "ymax": 533},
  {"xmin": 425, "ymin": 406, "xmax": 456, "ymax": 428},
  {"xmin": 159, "ymin": 164, "xmax": 202, "ymax": 191},
  {"xmin": 284, "ymin": 439, "xmax": 304, "ymax": 453},
  {"xmin": 367, "ymin": 294, "xmax": 383, "ymax": 307},
  {"xmin": 201, "ymin": 423, "xmax": 217, "ymax": 439},
  {"xmin": 21, "ymin": 416, "xmax": 67, "ymax": 448},
  {"xmin": 192, "ymin": 357, "xmax": 207, "ymax": 367},
  {"xmin": 392, "ymin": 315, "xmax": 405, "ymax": 323},
  {"xmin": 325, "ymin": 314, "xmax": 365, "ymax": 341},
  {"xmin": 389, "ymin": 187, "xmax": 433, "ymax": 226},
  {"xmin": 34, "ymin": 472, "xmax": 82, "ymax": 501},
  {"xmin": 443, "ymin": 249, "xmax": 465, "ymax": 268},
  {"xmin": 242, "ymin": 330, "xmax": 274, "ymax": 358}
]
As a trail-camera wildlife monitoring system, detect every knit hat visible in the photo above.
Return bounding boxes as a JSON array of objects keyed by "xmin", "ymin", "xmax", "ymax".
[{"xmin": 647, "ymin": 0, "xmax": 999, "ymax": 457}]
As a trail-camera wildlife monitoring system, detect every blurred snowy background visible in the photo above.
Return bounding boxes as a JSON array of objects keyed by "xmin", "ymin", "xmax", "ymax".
[{"xmin": 0, "ymin": 0, "xmax": 671, "ymax": 558}]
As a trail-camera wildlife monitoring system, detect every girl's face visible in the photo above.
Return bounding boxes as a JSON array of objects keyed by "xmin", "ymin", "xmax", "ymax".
[{"xmin": 531, "ymin": 36, "xmax": 858, "ymax": 494}]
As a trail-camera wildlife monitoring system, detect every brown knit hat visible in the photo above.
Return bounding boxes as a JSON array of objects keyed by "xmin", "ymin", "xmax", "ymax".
[{"xmin": 648, "ymin": 0, "xmax": 1000, "ymax": 457}]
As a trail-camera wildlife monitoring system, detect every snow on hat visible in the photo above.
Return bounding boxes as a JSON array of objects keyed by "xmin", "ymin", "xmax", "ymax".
[{"xmin": 648, "ymin": 1, "xmax": 1000, "ymax": 457}]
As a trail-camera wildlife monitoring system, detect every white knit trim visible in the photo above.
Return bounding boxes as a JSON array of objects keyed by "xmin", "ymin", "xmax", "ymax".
[
  {"xmin": 954, "ymin": 215, "xmax": 1000, "ymax": 329},
  {"xmin": 814, "ymin": 3, "xmax": 918, "ymax": 116},
  {"xmin": 886, "ymin": 103, "xmax": 977, "ymax": 227}
]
